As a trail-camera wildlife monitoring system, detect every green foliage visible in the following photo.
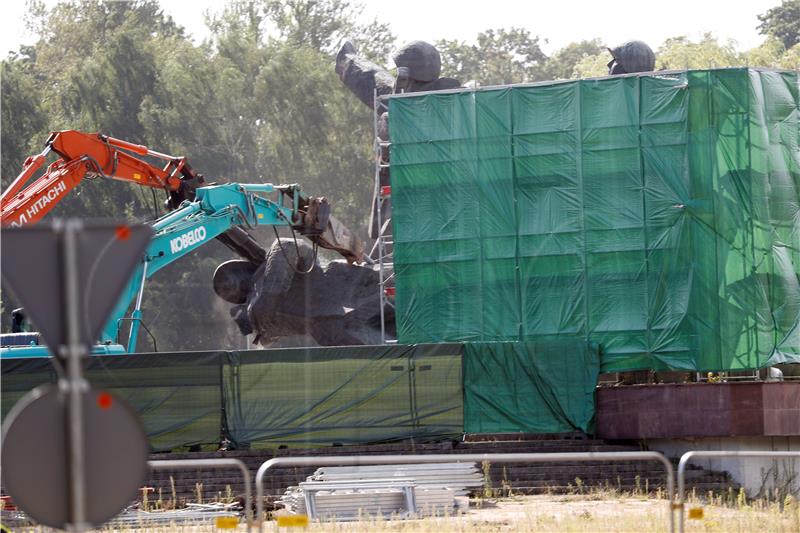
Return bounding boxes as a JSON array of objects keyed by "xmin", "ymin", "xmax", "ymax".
[
  {"xmin": 437, "ymin": 28, "xmax": 548, "ymax": 85},
  {"xmin": 778, "ymin": 44, "xmax": 800, "ymax": 69},
  {"xmin": 0, "ymin": 0, "xmax": 379, "ymax": 350},
  {"xmin": 0, "ymin": 51, "xmax": 43, "ymax": 327},
  {"xmin": 267, "ymin": 0, "xmax": 353, "ymax": 51},
  {"xmin": 758, "ymin": 0, "xmax": 800, "ymax": 49},
  {"xmin": 529, "ymin": 32, "xmax": 799, "ymax": 82},
  {"xmin": 436, "ymin": 24, "xmax": 795, "ymax": 87},
  {"xmin": 654, "ymin": 32, "xmax": 799, "ymax": 71},
  {"xmin": 447, "ymin": 28, "xmax": 797, "ymax": 87},
  {"xmin": 570, "ymin": 48, "xmax": 611, "ymax": 79},
  {"xmin": 656, "ymin": 33, "xmax": 741, "ymax": 69},
  {"xmin": 746, "ymin": 38, "xmax": 792, "ymax": 68},
  {"xmin": 262, "ymin": 0, "xmax": 395, "ymax": 61},
  {"xmin": 252, "ymin": 44, "xmax": 373, "ymax": 225},
  {"xmin": 1, "ymin": 48, "xmax": 47, "ymax": 188},
  {"xmin": 544, "ymin": 39, "xmax": 605, "ymax": 80}
]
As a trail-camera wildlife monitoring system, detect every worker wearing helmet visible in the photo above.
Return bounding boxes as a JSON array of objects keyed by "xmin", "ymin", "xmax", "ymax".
[{"xmin": 607, "ymin": 40, "xmax": 656, "ymax": 74}]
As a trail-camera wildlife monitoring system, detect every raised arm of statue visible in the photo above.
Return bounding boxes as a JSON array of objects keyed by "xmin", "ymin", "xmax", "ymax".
[{"xmin": 335, "ymin": 41, "xmax": 396, "ymax": 110}]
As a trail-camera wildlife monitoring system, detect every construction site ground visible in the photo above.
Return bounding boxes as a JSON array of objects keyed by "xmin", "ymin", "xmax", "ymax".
[{"xmin": 14, "ymin": 492, "xmax": 788, "ymax": 532}]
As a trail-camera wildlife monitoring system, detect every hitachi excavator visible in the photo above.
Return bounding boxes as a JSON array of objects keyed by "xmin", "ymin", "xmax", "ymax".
[
  {"xmin": 0, "ymin": 131, "xmax": 363, "ymax": 358},
  {"xmin": 1, "ymin": 130, "xmax": 205, "ymax": 226}
]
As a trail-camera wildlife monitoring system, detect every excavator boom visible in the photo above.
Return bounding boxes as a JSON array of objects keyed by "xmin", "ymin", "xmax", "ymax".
[{"xmin": 1, "ymin": 130, "xmax": 204, "ymax": 227}]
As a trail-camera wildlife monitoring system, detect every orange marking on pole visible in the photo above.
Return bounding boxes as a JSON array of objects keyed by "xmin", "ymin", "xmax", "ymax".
[
  {"xmin": 115, "ymin": 224, "xmax": 131, "ymax": 241},
  {"xmin": 97, "ymin": 391, "xmax": 113, "ymax": 410}
]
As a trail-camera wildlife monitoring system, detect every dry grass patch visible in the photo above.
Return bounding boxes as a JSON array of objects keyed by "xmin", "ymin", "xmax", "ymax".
[{"xmin": 6, "ymin": 489, "xmax": 798, "ymax": 532}]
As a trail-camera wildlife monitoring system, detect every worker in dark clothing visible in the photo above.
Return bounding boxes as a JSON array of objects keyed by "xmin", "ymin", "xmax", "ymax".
[{"xmin": 607, "ymin": 40, "xmax": 656, "ymax": 74}]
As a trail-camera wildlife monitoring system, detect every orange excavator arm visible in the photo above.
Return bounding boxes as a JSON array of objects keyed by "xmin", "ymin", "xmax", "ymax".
[{"xmin": 1, "ymin": 130, "xmax": 204, "ymax": 227}]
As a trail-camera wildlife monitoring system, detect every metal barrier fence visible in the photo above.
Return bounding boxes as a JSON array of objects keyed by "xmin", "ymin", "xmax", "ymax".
[
  {"xmin": 254, "ymin": 452, "xmax": 675, "ymax": 533},
  {"xmin": 148, "ymin": 458, "xmax": 252, "ymax": 532},
  {"xmin": 676, "ymin": 450, "xmax": 800, "ymax": 533},
  {"xmin": 138, "ymin": 448, "xmax": 800, "ymax": 533}
]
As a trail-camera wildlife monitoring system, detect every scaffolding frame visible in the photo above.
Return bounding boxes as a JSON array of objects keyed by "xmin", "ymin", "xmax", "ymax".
[{"xmin": 373, "ymin": 90, "xmax": 395, "ymax": 344}]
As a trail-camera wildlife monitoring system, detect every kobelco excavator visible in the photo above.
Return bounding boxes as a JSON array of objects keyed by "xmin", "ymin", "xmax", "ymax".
[{"xmin": 1, "ymin": 130, "xmax": 205, "ymax": 227}]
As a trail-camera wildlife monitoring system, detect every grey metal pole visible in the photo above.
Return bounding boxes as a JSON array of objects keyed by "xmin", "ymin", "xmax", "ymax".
[
  {"xmin": 125, "ymin": 259, "xmax": 149, "ymax": 352},
  {"xmin": 373, "ymin": 88, "xmax": 386, "ymax": 344},
  {"xmin": 677, "ymin": 450, "xmax": 800, "ymax": 533},
  {"xmin": 255, "ymin": 451, "xmax": 674, "ymax": 533},
  {"xmin": 148, "ymin": 458, "xmax": 253, "ymax": 532},
  {"xmin": 61, "ymin": 219, "xmax": 89, "ymax": 532}
]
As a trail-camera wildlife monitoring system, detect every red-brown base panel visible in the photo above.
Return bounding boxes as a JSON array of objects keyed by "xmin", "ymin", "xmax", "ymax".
[{"xmin": 596, "ymin": 382, "xmax": 800, "ymax": 439}]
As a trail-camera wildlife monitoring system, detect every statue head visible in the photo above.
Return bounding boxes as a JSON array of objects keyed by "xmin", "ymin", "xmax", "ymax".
[
  {"xmin": 607, "ymin": 40, "xmax": 655, "ymax": 74},
  {"xmin": 391, "ymin": 40, "xmax": 442, "ymax": 82}
]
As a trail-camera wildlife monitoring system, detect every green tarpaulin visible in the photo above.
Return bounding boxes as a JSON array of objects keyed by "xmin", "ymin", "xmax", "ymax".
[
  {"xmin": 223, "ymin": 344, "xmax": 463, "ymax": 448},
  {"xmin": 2, "ymin": 339, "xmax": 600, "ymax": 443},
  {"xmin": 463, "ymin": 340, "xmax": 599, "ymax": 434},
  {"xmin": 1, "ymin": 345, "xmax": 464, "ymax": 451},
  {"xmin": 2, "ymin": 352, "xmax": 224, "ymax": 452},
  {"xmin": 389, "ymin": 68, "xmax": 800, "ymax": 372}
]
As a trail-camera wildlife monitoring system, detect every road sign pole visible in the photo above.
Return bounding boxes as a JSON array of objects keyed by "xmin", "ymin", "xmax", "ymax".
[
  {"xmin": 2, "ymin": 220, "xmax": 153, "ymax": 530},
  {"xmin": 61, "ymin": 220, "xmax": 89, "ymax": 531}
]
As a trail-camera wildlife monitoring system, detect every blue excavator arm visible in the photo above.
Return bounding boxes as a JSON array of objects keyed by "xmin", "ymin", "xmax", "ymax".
[{"xmin": 104, "ymin": 181, "xmax": 364, "ymax": 352}]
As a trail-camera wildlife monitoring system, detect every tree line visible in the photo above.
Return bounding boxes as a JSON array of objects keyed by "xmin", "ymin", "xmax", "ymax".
[{"xmin": 1, "ymin": 0, "xmax": 797, "ymax": 349}]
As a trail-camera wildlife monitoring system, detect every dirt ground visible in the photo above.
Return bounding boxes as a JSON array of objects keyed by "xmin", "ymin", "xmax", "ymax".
[
  {"xmin": 5, "ymin": 493, "xmax": 798, "ymax": 532},
  {"xmin": 277, "ymin": 493, "xmax": 797, "ymax": 532}
]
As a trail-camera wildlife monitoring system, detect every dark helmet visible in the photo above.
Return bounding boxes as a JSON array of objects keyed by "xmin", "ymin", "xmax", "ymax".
[{"xmin": 607, "ymin": 40, "xmax": 655, "ymax": 74}]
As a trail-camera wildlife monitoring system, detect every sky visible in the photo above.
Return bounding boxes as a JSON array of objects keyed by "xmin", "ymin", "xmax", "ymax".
[{"xmin": 0, "ymin": 0, "xmax": 782, "ymax": 58}]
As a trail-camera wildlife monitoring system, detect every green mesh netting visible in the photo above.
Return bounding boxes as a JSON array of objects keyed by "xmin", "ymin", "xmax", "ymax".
[
  {"xmin": 3, "ymin": 340, "xmax": 598, "ymax": 442},
  {"xmin": 223, "ymin": 344, "xmax": 463, "ymax": 448},
  {"xmin": 2, "ymin": 353, "xmax": 224, "ymax": 452},
  {"xmin": 389, "ymin": 68, "xmax": 800, "ymax": 372},
  {"xmin": 2, "ymin": 345, "xmax": 464, "ymax": 450}
]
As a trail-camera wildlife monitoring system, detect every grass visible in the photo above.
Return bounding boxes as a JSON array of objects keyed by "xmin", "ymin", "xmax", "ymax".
[
  {"xmin": 165, "ymin": 488, "xmax": 800, "ymax": 532},
  {"xmin": 4, "ymin": 486, "xmax": 798, "ymax": 532}
]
